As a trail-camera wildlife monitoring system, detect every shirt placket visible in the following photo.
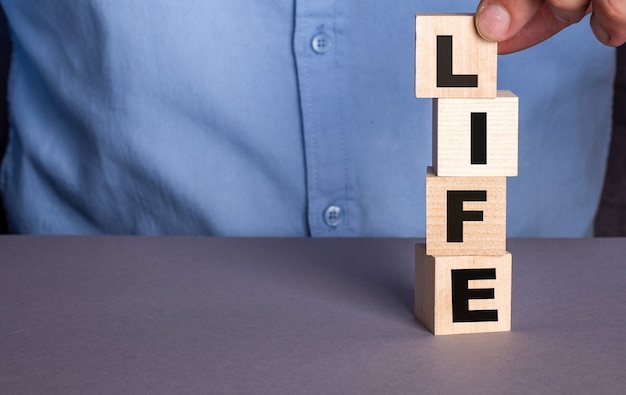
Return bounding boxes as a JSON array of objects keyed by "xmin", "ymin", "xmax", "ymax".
[{"xmin": 293, "ymin": 0, "xmax": 358, "ymax": 236}]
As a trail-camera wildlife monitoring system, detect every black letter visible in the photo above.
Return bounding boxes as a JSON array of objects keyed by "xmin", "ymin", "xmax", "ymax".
[
  {"xmin": 451, "ymin": 269, "xmax": 498, "ymax": 322},
  {"xmin": 471, "ymin": 112, "xmax": 487, "ymax": 165},
  {"xmin": 437, "ymin": 35, "xmax": 478, "ymax": 88},
  {"xmin": 447, "ymin": 190, "xmax": 486, "ymax": 242}
]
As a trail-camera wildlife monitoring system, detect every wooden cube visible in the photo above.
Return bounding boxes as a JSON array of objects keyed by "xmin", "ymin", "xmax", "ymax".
[
  {"xmin": 426, "ymin": 167, "xmax": 506, "ymax": 256},
  {"xmin": 415, "ymin": 14, "xmax": 497, "ymax": 98},
  {"xmin": 415, "ymin": 244, "xmax": 512, "ymax": 335},
  {"xmin": 433, "ymin": 91, "xmax": 518, "ymax": 176}
]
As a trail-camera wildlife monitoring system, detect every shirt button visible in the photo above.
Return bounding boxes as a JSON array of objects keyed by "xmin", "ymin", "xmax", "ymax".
[
  {"xmin": 311, "ymin": 33, "xmax": 332, "ymax": 54},
  {"xmin": 323, "ymin": 205, "xmax": 343, "ymax": 227}
]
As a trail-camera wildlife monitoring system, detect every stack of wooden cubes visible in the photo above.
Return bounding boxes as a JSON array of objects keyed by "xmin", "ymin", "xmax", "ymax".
[{"xmin": 414, "ymin": 14, "xmax": 518, "ymax": 335}]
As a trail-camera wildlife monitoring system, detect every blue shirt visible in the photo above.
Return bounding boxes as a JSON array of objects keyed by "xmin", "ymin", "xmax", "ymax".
[{"xmin": 0, "ymin": 1, "xmax": 615, "ymax": 236}]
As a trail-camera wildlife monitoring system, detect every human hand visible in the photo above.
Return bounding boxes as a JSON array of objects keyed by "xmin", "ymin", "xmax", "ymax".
[{"xmin": 475, "ymin": 0, "xmax": 626, "ymax": 54}]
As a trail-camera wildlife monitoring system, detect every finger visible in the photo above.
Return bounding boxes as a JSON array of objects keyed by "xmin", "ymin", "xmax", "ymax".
[
  {"xmin": 546, "ymin": 0, "xmax": 590, "ymax": 23},
  {"xmin": 589, "ymin": 0, "xmax": 626, "ymax": 46},
  {"xmin": 475, "ymin": 0, "xmax": 544, "ymax": 42},
  {"xmin": 497, "ymin": 2, "xmax": 588, "ymax": 53}
]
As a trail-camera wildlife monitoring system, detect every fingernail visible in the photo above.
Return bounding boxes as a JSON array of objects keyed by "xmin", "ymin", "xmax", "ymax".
[
  {"xmin": 551, "ymin": 10, "xmax": 569, "ymax": 24},
  {"xmin": 476, "ymin": 3, "xmax": 511, "ymax": 41},
  {"xmin": 591, "ymin": 21, "xmax": 612, "ymax": 45},
  {"xmin": 589, "ymin": 12, "xmax": 617, "ymax": 45}
]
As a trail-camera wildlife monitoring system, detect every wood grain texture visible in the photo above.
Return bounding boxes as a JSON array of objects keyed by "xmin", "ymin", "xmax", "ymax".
[
  {"xmin": 414, "ymin": 244, "xmax": 512, "ymax": 335},
  {"xmin": 415, "ymin": 14, "xmax": 497, "ymax": 99},
  {"xmin": 426, "ymin": 167, "xmax": 506, "ymax": 256},
  {"xmin": 433, "ymin": 91, "xmax": 518, "ymax": 176}
]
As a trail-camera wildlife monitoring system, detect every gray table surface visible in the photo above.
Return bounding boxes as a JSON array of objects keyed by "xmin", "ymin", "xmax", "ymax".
[{"xmin": 1, "ymin": 236, "xmax": 625, "ymax": 394}]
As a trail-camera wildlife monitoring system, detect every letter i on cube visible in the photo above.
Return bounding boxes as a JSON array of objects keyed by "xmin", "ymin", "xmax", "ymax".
[{"xmin": 414, "ymin": 14, "xmax": 518, "ymax": 335}]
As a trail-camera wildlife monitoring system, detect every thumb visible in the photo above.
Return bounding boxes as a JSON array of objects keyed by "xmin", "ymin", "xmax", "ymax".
[{"xmin": 475, "ymin": 0, "xmax": 543, "ymax": 42}]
